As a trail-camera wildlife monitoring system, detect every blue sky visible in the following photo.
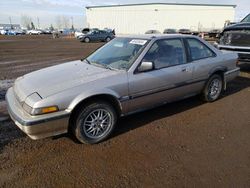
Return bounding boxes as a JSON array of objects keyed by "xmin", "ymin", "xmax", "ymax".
[{"xmin": 0, "ymin": 0, "xmax": 249, "ymax": 28}]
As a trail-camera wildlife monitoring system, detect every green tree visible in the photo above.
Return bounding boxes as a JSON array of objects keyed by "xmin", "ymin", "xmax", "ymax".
[
  {"xmin": 50, "ymin": 24, "xmax": 54, "ymax": 31},
  {"xmin": 71, "ymin": 24, "xmax": 74, "ymax": 32},
  {"xmin": 31, "ymin": 22, "xmax": 35, "ymax": 29}
]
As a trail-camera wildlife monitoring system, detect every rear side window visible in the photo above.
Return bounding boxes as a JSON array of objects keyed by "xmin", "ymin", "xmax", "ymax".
[
  {"xmin": 143, "ymin": 39, "xmax": 186, "ymax": 69},
  {"xmin": 187, "ymin": 38, "xmax": 215, "ymax": 61}
]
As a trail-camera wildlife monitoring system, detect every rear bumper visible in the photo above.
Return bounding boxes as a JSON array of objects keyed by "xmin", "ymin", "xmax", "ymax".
[
  {"xmin": 6, "ymin": 88, "xmax": 70, "ymax": 140},
  {"xmin": 218, "ymin": 44, "xmax": 250, "ymax": 61}
]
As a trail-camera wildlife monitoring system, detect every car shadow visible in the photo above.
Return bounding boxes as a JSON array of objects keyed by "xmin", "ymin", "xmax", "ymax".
[
  {"xmin": 239, "ymin": 62, "xmax": 250, "ymax": 74},
  {"xmin": 0, "ymin": 120, "xmax": 26, "ymax": 152}
]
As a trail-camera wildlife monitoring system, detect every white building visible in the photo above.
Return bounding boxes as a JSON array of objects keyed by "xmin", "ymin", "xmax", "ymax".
[{"xmin": 86, "ymin": 3, "xmax": 236, "ymax": 34}]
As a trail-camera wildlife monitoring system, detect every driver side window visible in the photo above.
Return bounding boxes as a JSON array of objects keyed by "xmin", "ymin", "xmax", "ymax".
[{"xmin": 143, "ymin": 39, "xmax": 186, "ymax": 69}]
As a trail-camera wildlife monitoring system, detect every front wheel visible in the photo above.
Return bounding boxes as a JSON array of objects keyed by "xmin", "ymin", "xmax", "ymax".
[
  {"xmin": 202, "ymin": 74, "xmax": 223, "ymax": 102},
  {"xmin": 73, "ymin": 101, "xmax": 117, "ymax": 144},
  {"xmin": 84, "ymin": 37, "xmax": 90, "ymax": 43}
]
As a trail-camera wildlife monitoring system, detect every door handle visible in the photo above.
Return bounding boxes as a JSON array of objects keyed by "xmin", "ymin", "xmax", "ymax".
[
  {"xmin": 181, "ymin": 67, "xmax": 191, "ymax": 72},
  {"xmin": 182, "ymin": 68, "xmax": 188, "ymax": 72}
]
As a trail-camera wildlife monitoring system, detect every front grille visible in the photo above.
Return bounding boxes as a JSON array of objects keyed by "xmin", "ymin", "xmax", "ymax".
[{"xmin": 221, "ymin": 30, "xmax": 250, "ymax": 47}]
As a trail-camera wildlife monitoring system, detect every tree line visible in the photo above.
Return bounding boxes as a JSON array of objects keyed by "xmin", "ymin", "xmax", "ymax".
[{"xmin": 21, "ymin": 15, "xmax": 74, "ymax": 30}]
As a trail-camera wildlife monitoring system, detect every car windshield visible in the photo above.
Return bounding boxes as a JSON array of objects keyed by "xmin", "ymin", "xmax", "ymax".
[
  {"xmin": 241, "ymin": 14, "xmax": 250, "ymax": 23},
  {"xmin": 86, "ymin": 38, "xmax": 149, "ymax": 70}
]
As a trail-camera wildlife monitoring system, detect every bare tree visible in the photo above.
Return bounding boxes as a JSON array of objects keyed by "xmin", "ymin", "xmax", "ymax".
[
  {"xmin": 55, "ymin": 15, "xmax": 70, "ymax": 29},
  {"xmin": 55, "ymin": 16, "xmax": 62, "ymax": 29},
  {"xmin": 62, "ymin": 16, "xmax": 70, "ymax": 28},
  {"xmin": 21, "ymin": 15, "xmax": 32, "ymax": 30}
]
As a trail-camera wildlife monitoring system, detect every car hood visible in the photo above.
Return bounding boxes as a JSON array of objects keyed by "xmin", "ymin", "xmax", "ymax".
[
  {"xmin": 13, "ymin": 60, "xmax": 120, "ymax": 102},
  {"xmin": 220, "ymin": 22, "xmax": 250, "ymax": 46},
  {"xmin": 223, "ymin": 22, "xmax": 250, "ymax": 32}
]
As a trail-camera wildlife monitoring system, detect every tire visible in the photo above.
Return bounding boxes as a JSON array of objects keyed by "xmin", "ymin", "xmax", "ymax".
[
  {"xmin": 202, "ymin": 74, "xmax": 223, "ymax": 102},
  {"xmin": 105, "ymin": 37, "xmax": 111, "ymax": 42},
  {"xmin": 84, "ymin": 37, "xmax": 90, "ymax": 43},
  {"xmin": 73, "ymin": 101, "xmax": 117, "ymax": 144}
]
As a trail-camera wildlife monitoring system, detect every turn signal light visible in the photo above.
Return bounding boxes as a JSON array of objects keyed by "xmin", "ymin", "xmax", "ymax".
[{"xmin": 41, "ymin": 106, "xmax": 58, "ymax": 114}]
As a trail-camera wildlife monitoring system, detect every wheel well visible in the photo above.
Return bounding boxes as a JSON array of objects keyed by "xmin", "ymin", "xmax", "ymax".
[
  {"xmin": 210, "ymin": 70, "xmax": 226, "ymax": 89},
  {"xmin": 212, "ymin": 70, "xmax": 225, "ymax": 79},
  {"xmin": 68, "ymin": 94, "xmax": 121, "ymax": 129}
]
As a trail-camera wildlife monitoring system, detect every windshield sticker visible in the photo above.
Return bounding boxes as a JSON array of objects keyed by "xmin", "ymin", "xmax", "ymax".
[{"xmin": 129, "ymin": 39, "xmax": 147, "ymax": 45}]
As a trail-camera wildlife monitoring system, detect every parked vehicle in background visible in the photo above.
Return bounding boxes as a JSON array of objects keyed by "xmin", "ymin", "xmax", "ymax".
[
  {"xmin": 145, "ymin": 30, "xmax": 161, "ymax": 34},
  {"xmin": 27, "ymin": 30, "xmax": 42, "ymax": 35},
  {"xmin": 5, "ymin": 30, "xmax": 16, "ymax": 35},
  {"xmin": 80, "ymin": 30, "xmax": 115, "ymax": 42},
  {"xmin": 163, "ymin": 29, "xmax": 177, "ymax": 34},
  {"xmin": 15, "ymin": 30, "xmax": 26, "ymax": 35},
  {"xmin": 178, "ymin": 29, "xmax": 192, "ymax": 34},
  {"xmin": 217, "ymin": 13, "xmax": 250, "ymax": 61},
  {"xmin": 75, "ymin": 28, "xmax": 100, "ymax": 39},
  {"xmin": 208, "ymin": 29, "xmax": 221, "ymax": 38},
  {"xmin": 0, "ymin": 29, "xmax": 7, "ymax": 35},
  {"xmin": 74, "ymin": 31, "xmax": 84, "ymax": 38},
  {"xmin": 41, "ymin": 29, "xmax": 52, "ymax": 34},
  {"xmin": 82, "ymin": 28, "xmax": 91, "ymax": 34},
  {"xmin": 6, "ymin": 34, "xmax": 239, "ymax": 144},
  {"xmin": 58, "ymin": 29, "xmax": 74, "ymax": 35},
  {"xmin": 0, "ymin": 29, "xmax": 25, "ymax": 35}
]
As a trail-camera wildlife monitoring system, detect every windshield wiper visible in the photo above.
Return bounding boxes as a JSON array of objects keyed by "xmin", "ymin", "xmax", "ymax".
[
  {"xmin": 103, "ymin": 64, "xmax": 117, "ymax": 70},
  {"xmin": 81, "ymin": 58, "xmax": 91, "ymax": 64},
  {"xmin": 91, "ymin": 61, "xmax": 116, "ymax": 71}
]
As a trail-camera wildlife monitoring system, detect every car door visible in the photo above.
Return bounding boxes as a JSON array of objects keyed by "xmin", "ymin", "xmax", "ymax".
[
  {"xmin": 98, "ymin": 30, "xmax": 106, "ymax": 41},
  {"xmin": 185, "ymin": 38, "xmax": 218, "ymax": 82},
  {"xmin": 90, "ymin": 31, "xmax": 99, "ymax": 41},
  {"xmin": 127, "ymin": 38, "xmax": 194, "ymax": 112}
]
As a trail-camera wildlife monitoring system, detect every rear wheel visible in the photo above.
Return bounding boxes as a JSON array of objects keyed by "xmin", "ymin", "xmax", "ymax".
[
  {"xmin": 202, "ymin": 74, "xmax": 223, "ymax": 102},
  {"xmin": 73, "ymin": 101, "xmax": 117, "ymax": 144},
  {"xmin": 106, "ymin": 37, "xmax": 111, "ymax": 42}
]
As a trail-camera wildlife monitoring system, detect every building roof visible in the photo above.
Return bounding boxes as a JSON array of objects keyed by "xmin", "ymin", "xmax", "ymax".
[{"xmin": 86, "ymin": 2, "xmax": 237, "ymax": 9}]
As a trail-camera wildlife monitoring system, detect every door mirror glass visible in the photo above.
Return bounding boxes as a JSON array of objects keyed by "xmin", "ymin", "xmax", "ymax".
[{"xmin": 138, "ymin": 61, "xmax": 153, "ymax": 72}]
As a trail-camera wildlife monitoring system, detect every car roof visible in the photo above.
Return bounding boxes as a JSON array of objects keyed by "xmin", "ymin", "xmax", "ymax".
[{"xmin": 116, "ymin": 34, "xmax": 195, "ymax": 40}]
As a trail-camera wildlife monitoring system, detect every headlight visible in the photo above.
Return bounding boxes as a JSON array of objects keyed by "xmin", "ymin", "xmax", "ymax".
[{"xmin": 23, "ymin": 103, "xmax": 58, "ymax": 115}]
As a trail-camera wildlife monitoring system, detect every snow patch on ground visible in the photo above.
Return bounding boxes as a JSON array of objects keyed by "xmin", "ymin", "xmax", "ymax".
[{"xmin": 0, "ymin": 79, "xmax": 14, "ymax": 101}]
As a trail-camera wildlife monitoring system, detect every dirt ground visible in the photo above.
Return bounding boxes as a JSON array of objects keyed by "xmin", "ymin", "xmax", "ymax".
[{"xmin": 0, "ymin": 35, "xmax": 250, "ymax": 187}]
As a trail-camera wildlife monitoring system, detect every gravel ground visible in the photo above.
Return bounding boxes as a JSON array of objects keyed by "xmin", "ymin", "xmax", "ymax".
[{"xmin": 0, "ymin": 35, "xmax": 250, "ymax": 187}]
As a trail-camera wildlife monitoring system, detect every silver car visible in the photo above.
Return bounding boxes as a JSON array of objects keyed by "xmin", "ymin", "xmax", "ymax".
[{"xmin": 6, "ymin": 34, "xmax": 240, "ymax": 144}]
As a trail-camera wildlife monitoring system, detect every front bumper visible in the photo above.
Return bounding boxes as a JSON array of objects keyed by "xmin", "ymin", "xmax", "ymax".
[
  {"xmin": 218, "ymin": 44, "xmax": 250, "ymax": 61},
  {"xmin": 6, "ymin": 87, "xmax": 70, "ymax": 140}
]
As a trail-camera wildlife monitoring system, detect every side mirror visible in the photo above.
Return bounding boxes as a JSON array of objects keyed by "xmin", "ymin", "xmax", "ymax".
[{"xmin": 138, "ymin": 61, "xmax": 153, "ymax": 72}]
